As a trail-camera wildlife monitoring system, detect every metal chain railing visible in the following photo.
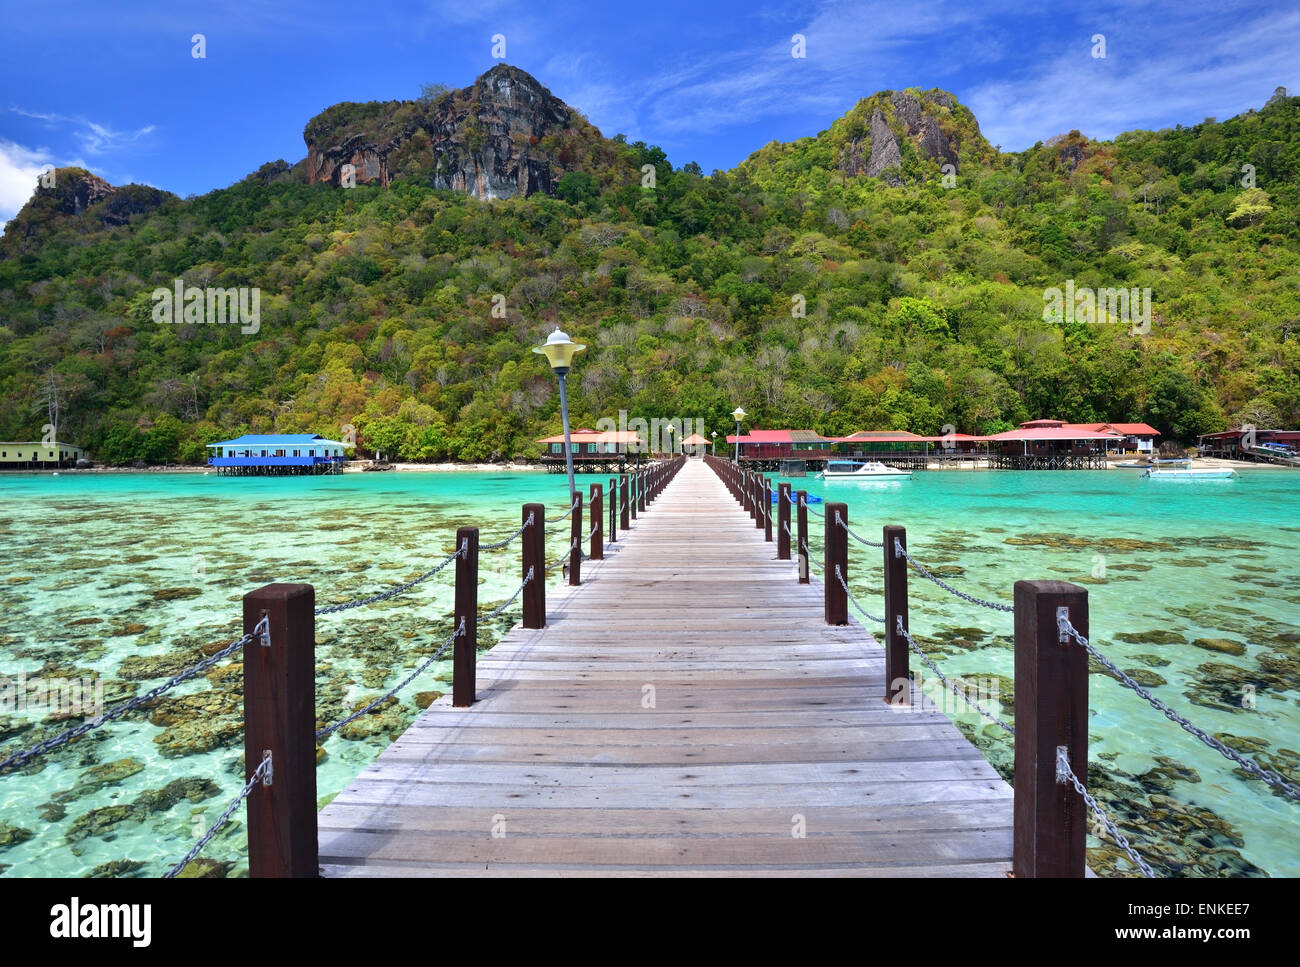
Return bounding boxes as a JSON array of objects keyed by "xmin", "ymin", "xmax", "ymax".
[
  {"xmin": 164, "ymin": 752, "xmax": 272, "ymax": 878},
  {"xmin": 315, "ymin": 541, "xmax": 465, "ymax": 616},
  {"xmin": 799, "ymin": 495, "xmax": 824, "ymax": 518},
  {"xmin": 835, "ymin": 511, "xmax": 884, "ymax": 548},
  {"xmin": 802, "ymin": 539, "xmax": 824, "ymax": 572},
  {"xmin": 546, "ymin": 499, "xmax": 580, "ymax": 524},
  {"xmin": 0, "ymin": 620, "xmax": 266, "ymax": 773},
  {"xmin": 1060, "ymin": 617, "xmax": 1300, "ymax": 802},
  {"xmin": 481, "ymin": 512, "xmax": 534, "ymax": 551},
  {"xmin": 897, "ymin": 618, "xmax": 1016, "ymax": 734},
  {"xmin": 894, "ymin": 537, "xmax": 1014, "ymax": 613},
  {"xmin": 1057, "ymin": 748, "xmax": 1156, "ymax": 878},
  {"xmin": 547, "ymin": 538, "xmax": 579, "ymax": 572},
  {"xmin": 316, "ymin": 616, "xmax": 467, "ymax": 740},
  {"xmin": 833, "ymin": 565, "xmax": 884, "ymax": 624}
]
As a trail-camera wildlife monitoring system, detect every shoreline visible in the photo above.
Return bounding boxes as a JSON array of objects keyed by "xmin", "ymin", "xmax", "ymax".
[{"xmin": 0, "ymin": 456, "xmax": 1289, "ymax": 475}]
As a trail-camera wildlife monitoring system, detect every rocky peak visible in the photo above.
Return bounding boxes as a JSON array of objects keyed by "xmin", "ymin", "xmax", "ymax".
[
  {"xmin": 0, "ymin": 168, "xmax": 172, "ymax": 256},
  {"xmin": 302, "ymin": 64, "xmax": 607, "ymax": 201},
  {"xmin": 835, "ymin": 88, "xmax": 986, "ymax": 185}
]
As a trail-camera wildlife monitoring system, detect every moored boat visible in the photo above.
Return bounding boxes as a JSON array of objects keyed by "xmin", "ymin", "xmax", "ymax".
[
  {"xmin": 817, "ymin": 460, "xmax": 912, "ymax": 480},
  {"xmin": 1141, "ymin": 458, "xmax": 1236, "ymax": 479}
]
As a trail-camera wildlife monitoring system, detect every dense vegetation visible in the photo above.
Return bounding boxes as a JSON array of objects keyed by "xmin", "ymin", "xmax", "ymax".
[{"xmin": 1, "ymin": 84, "xmax": 1297, "ymax": 464}]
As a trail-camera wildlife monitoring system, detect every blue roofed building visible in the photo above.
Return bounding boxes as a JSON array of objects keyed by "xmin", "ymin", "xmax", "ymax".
[{"xmin": 206, "ymin": 434, "xmax": 350, "ymax": 475}]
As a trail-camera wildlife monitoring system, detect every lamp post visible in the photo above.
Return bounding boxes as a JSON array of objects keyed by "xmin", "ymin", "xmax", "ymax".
[
  {"xmin": 664, "ymin": 424, "xmax": 674, "ymax": 459},
  {"xmin": 731, "ymin": 406, "xmax": 746, "ymax": 463},
  {"xmin": 711, "ymin": 431, "xmax": 717, "ymax": 456},
  {"xmin": 533, "ymin": 328, "xmax": 586, "ymax": 503}
]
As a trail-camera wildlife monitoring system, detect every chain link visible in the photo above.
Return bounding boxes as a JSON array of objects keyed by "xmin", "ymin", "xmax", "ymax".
[
  {"xmin": 316, "ymin": 616, "xmax": 468, "ymax": 740},
  {"xmin": 1060, "ymin": 617, "xmax": 1300, "ymax": 801},
  {"xmin": 481, "ymin": 512, "xmax": 534, "ymax": 551},
  {"xmin": 894, "ymin": 537, "xmax": 1014, "ymax": 613},
  {"xmin": 799, "ymin": 495, "xmax": 824, "ymax": 518},
  {"xmin": 0, "ymin": 621, "xmax": 264, "ymax": 773},
  {"xmin": 315, "ymin": 541, "xmax": 465, "ymax": 616},
  {"xmin": 546, "ymin": 498, "xmax": 580, "ymax": 524},
  {"xmin": 547, "ymin": 537, "xmax": 579, "ymax": 571},
  {"xmin": 833, "ymin": 565, "xmax": 884, "ymax": 624},
  {"xmin": 835, "ymin": 510, "xmax": 883, "ymax": 548},
  {"xmin": 802, "ymin": 540, "xmax": 824, "ymax": 572},
  {"xmin": 897, "ymin": 618, "xmax": 1016, "ymax": 734},
  {"xmin": 163, "ymin": 752, "xmax": 272, "ymax": 878},
  {"xmin": 1057, "ymin": 748, "xmax": 1156, "ymax": 877}
]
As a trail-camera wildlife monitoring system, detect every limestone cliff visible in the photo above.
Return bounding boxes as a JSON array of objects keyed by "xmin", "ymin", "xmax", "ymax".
[{"xmin": 301, "ymin": 65, "xmax": 611, "ymax": 200}]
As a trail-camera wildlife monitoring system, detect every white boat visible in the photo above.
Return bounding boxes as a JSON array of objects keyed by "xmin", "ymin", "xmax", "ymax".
[
  {"xmin": 1141, "ymin": 459, "xmax": 1236, "ymax": 479},
  {"xmin": 818, "ymin": 460, "xmax": 912, "ymax": 479}
]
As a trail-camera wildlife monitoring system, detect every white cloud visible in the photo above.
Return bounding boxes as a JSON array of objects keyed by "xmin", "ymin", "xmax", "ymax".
[
  {"xmin": 0, "ymin": 139, "xmax": 54, "ymax": 234},
  {"xmin": 9, "ymin": 106, "xmax": 156, "ymax": 156}
]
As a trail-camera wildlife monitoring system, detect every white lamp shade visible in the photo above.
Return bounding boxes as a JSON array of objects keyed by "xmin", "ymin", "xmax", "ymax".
[{"xmin": 532, "ymin": 328, "xmax": 586, "ymax": 370}]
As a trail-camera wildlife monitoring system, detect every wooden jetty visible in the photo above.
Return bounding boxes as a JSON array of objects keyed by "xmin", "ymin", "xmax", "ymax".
[{"xmin": 316, "ymin": 459, "xmax": 1016, "ymax": 876}]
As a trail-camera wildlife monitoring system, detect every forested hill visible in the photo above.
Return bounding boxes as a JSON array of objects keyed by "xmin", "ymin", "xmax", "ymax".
[{"xmin": 1, "ymin": 66, "xmax": 1297, "ymax": 465}]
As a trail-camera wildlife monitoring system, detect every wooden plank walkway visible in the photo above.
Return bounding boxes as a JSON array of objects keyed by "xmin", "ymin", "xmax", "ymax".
[{"xmin": 317, "ymin": 459, "xmax": 1014, "ymax": 876}]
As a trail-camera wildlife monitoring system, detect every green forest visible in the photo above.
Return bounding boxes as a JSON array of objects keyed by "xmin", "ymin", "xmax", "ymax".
[{"xmin": 1, "ymin": 81, "xmax": 1298, "ymax": 465}]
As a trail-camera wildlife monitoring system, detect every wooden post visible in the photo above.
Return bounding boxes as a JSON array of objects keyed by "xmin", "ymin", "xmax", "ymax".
[
  {"xmin": 754, "ymin": 475, "xmax": 765, "ymax": 530},
  {"xmin": 608, "ymin": 477, "xmax": 617, "ymax": 543},
  {"xmin": 242, "ymin": 583, "xmax": 318, "ymax": 877},
  {"xmin": 569, "ymin": 493, "xmax": 583, "ymax": 586},
  {"xmin": 1013, "ymin": 581, "xmax": 1089, "ymax": 878},
  {"xmin": 824, "ymin": 503, "xmax": 847, "ymax": 625},
  {"xmin": 590, "ymin": 484, "xmax": 603, "ymax": 560},
  {"xmin": 796, "ymin": 490, "xmax": 809, "ymax": 584},
  {"xmin": 777, "ymin": 483, "xmax": 791, "ymax": 560},
  {"xmin": 638, "ymin": 471, "xmax": 647, "ymax": 513},
  {"xmin": 883, "ymin": 525, "xmax": 909, "ymax": 706},
  {"xmin": 763, "ymin": 479, "xmax": 773, "ymax": 541},
  {"xmin": 522, "ymin": 503, "xmax": 545, "ymax": 629},
  {"xmin": 453, "ymin": 526, "xmax": 478, "ymax": 707},
  {"xmin": 630, "ymin": 472, "xmax": 638, "ymax": 520},
  {"xmin": 620, "ymin": 474, "xmax": 630, "ymax": 530}
]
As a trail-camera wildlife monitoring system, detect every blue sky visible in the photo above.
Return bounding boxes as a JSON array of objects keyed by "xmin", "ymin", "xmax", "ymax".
[{"xmin": 2, "ymin": 0, "xmax": 1297, "ymax": 228}]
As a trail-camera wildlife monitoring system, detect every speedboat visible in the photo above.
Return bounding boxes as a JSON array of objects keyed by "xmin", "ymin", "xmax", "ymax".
[
  {"xmin": 818, "ymin": 460, "xmax": 912, "ymax": 479},
  {"xmin": 1141, "ymin": 459, "xmax": 1235, "ymax": 479}
]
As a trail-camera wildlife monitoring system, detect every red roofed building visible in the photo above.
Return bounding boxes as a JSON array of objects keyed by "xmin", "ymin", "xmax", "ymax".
[
  {"xmin": 535, "ymin": 428, "xmax": 645, "ymax": 474},
  {"xmin": 982, "ymin": 420, "xmax": 1117, "ymax": 468},
  {"xmin": 1063, "ymin": 422, "xmax": 1159, "ymax": 454}
]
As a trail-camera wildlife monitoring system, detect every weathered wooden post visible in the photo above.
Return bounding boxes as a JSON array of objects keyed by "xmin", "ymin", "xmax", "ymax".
[
  {"xmin": 777, "ymin": 483, "xmax": 791, "ymax": 560},
  {"xmin": 608, "ymin": 477, "xmax": 618, "ymax": 543},
  {"xmin": 754, "ymin": 475, "xmax": 765, "ymax": 530},
  {"xmin": 763, "ymin": 479, "xmax": 773, "ymax": 541},
  {"xmin": 883, "ymin": 525, "xmax": 909, "ymax": 705},
  {"xmin": 1013, "ymin": 581, "xmax": 1089, "ymax": 878},
  {"xmin": 590, "ymin": 483, "xmax": 603, "ymax": 560},
  {"xmin": 522, "ymin": 503, "xmax": 545, "ymax": 629},
  {"xmin": 796, "ymin": 490, "xmax": 809, "ymax": 584},
  {"xmin": 638, "ymin": 470, "xmax": 647, "ymax": 513},
  {"xmin": 569, "ymin": 492, "xmax": 583, "ymax": 586},
  {"xmin": 453, "ymin": 527, "xmax": 478, "ymax": 707},
  {"xmin": 242, "ymin": 583, "xmax": 318, "ymax": 877},
  {"xmin": 630, "ymin": 472, "xmax": 638, "ymax": 521},
  {"xmin": 824, "ymin": 503, "xmax": 847, "ymax": 625},
  {"xmin": 620, "ymin": 474, "xmax": 630, "ymax": 530}
]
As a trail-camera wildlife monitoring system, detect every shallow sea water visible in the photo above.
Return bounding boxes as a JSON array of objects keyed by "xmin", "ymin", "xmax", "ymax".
[{"xmin": 0, "ymin": 466, "xmax": 1296, "ymax": 877}]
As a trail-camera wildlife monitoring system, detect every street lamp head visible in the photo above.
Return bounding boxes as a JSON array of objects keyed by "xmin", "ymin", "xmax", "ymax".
[
  {"xmin": 711, "ymin": 431, "xmax": 717, "ymax": 438},
  {"xmin": 731, "ymin": 406, "xmax": 747, "ymax": 422},
  {"xmin": 532, "ymin": 328, "xmax": 586, "ymax": 373}
]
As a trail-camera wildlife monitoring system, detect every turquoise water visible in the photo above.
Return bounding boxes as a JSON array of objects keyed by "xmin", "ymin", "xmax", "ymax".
[
  {"xmin": 790, "ymin": 466, "xmax": 1300, "ymax": 877},
  {"xmin": 0, "ymin": 466, "xmax": 1296, "ymax": 877}
]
